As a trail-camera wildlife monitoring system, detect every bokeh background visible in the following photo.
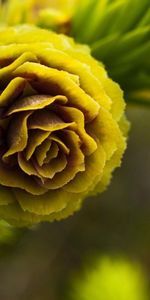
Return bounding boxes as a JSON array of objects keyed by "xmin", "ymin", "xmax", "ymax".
[
  {"xmin": 0, "ymin": 0, "xmax": 150, "ymax": 299},
  {"xmin": 0, "ymin": 106, "xmax": 149, "ymax": 300}
]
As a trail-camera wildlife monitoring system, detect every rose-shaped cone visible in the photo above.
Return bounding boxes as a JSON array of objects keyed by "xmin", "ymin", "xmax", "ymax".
[{"xmin": 0, "ymin": 25, "xmax": 128, "ymax": 226}]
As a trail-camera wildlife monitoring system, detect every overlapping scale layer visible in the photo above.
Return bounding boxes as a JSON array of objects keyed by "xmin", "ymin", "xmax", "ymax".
[{"xmin": 0, "ymin": 25, "xmax": 129, "ymax": 226}]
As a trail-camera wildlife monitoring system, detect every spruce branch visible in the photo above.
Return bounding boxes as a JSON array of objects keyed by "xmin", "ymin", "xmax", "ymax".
[{"xmin": 71, "ymin": 0, "xmax": 150, "ymax": 105}]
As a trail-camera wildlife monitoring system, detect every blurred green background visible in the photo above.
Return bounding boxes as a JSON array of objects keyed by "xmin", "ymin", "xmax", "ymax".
[
  {"xmin": 0, "ymin": 106, "xmax": 149, "ymax": 299},
  {"xmin": 0, "ymin": 0, "xmax": 150, "ymax": 299}
]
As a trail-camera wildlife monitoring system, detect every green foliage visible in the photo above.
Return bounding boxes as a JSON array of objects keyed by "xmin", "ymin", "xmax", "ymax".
[
  {"xmin": 0, "ymin": 0, "xmax": 149, "ymax": 105},
  {"xmin": 70, "ymin": 256, "xmax": 149, "ymax": 300},
  {"xmin": 71, "ymin": 0, "xmax": 150, "ymax": 104}
]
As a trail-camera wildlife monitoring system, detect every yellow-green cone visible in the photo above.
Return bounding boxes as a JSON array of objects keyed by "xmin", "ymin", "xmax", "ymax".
[{"xmin": 0, "ymin": 25, "xmax": 128, "ymax": 226}]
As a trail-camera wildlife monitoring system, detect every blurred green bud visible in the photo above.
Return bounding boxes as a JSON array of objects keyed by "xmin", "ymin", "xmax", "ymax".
[
  {"xmin": 37, "ymin": 8, "xmax": 71, "ymax": 34},
  {"xmin": 71, "ymin": 256, "xmax": 149, "ymax": 300},
  {"xmin": 0, "ymin": 0, "xmax": 77, "ymax": 33}
]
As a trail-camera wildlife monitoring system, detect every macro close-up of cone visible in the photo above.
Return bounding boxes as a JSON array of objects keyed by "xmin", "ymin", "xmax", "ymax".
[
  {"xmin": 0, "ymin": 25, "xmax": 128, "ymax": 226},
  {"xmin": 0, "ymin": 1, "xmax": 149, "ymax": 300}
]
